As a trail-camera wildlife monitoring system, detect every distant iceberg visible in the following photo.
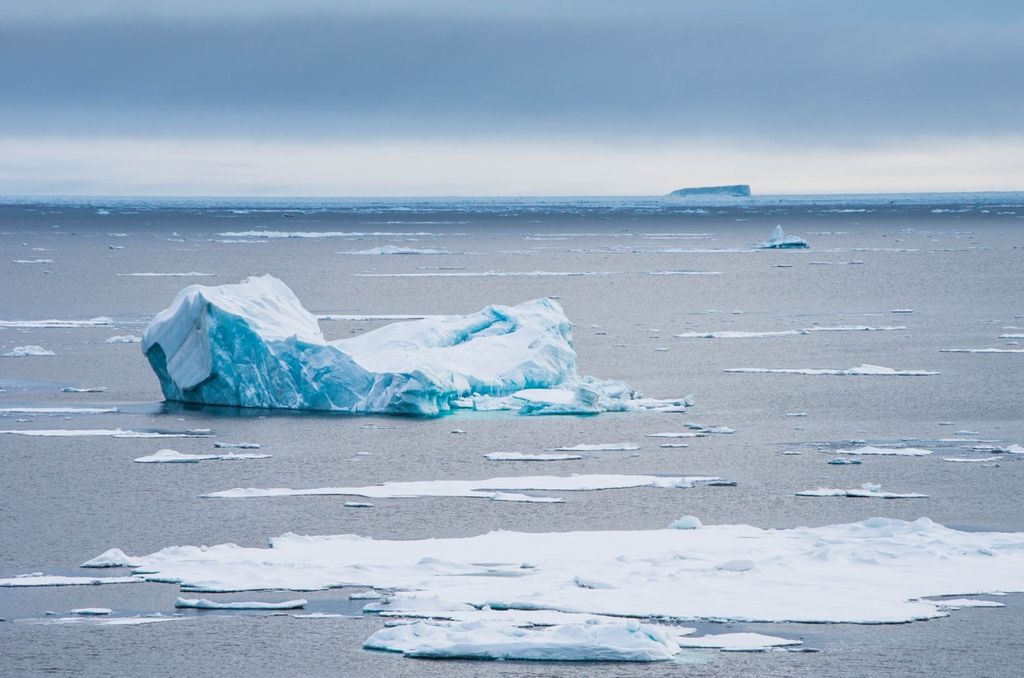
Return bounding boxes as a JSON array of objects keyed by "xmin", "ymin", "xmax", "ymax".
[
  {"xmin": 142, "ymin": 275, "xmax": 685, "ymax": 416},
  {"xmin": 667, "ymin": 184, "xmax": 751, "ymax": 198},
  {"xmin": 759, "ymin": 225, "xmax": 809, "ymax": 249}
]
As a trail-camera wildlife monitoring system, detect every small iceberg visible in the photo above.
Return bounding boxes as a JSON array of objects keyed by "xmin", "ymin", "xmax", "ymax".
[
  {"xmin": 796, "ymin": 483, "xmax": 928, "ymax": 499},
  {"xmin": 759, "ymin": 225, "xmax": 809, "ymax": 249},
  {"xmin": 81, "ymin": 548, "xmax": 135, "ymax": 568},
  {"xmin": 142, "ymin": 275, "xmax": 682, "ymax": 416},
  {"xmin": 675, "ymin": 632, "xmax": 800, "ymax": 651},
  {"xmin": 105, "ymin": 335, "xmax": 142, "ymax": 344},
  {"xmin": 133, "ymin": 449, "xmax": 269, "ymax": 463}
]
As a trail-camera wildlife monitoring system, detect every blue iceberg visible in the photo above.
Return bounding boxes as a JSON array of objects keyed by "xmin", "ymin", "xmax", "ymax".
[
  {"xmin": 141, "ymin": 275, "xmax": 686, "ymax": 416},
  {"xmin": 759, "ymin": 225, "xmax": 809, "ymax": 249}
]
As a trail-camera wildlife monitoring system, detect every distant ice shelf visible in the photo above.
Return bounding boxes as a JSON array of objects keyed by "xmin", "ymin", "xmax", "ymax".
[{"xmin": 141, "ymin": 275, "xmax": 685, "ymax": 416}]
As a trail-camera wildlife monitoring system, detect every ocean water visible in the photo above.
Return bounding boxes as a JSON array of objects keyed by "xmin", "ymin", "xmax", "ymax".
[{"xmin": 1, "ymin": 195, "xmax": 1022, "ymax": 676}]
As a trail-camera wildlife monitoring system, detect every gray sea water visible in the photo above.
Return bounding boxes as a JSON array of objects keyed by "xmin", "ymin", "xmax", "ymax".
[{"xmin": 1, "ymin": 195, "xmax": 1023, "ymax": 676}]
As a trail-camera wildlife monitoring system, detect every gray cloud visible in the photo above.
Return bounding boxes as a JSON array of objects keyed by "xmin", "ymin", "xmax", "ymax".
[{"xmin": 1, "ymin": 1, "xmax": 1022, "ymax": 141}]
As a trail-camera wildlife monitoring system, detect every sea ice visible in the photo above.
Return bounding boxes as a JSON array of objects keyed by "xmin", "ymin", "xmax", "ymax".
[
  {"xmin": 0, "ymin": 575, "xmax": 142, "ymax": 587},
  {"xmin": 725, "ymin": 364, "xmax": 938, "ymax": 376},
  {"xmin": 142, "ymin": 275, "xmax": 678, "ymax": 416},
  {"xmin": 3, "ymin": 345, "xmax": 55, "ymax": 357},
  {"xmin": 175, "ymin": 597, "xmax": 307, "ymax": 610},
  {"xmin": 363, "ymin": 619, "xmax": 682, "ymax": 661},
  {"xmin": 484, "ymin": 452, "xmax": 582, "ymax": 461},
  {"xmin": 69, "ymin": 608, "xmax": 112, "ymax": 616},
  {"xmin": 940, "ymin": 348, "xmax": 1024, "ymax": 353},
  {"xmin": 89, "ymin": 518, "xmax": 1024, "ymax": 625},
  {"xmin": 133, "ymin": 449, "xmax": 269, "ymax": 463},
  {"xmin": 0, "ymin": 428, "xmax": 213, "ymax": 438},
  {"xmin": 646, "ymin": 432, "xmax": 705, "ymax": 439},
  {"xmin": 117, "ymin": 272, "xmax": 217, "ymax": 277},
  {"xmin": 0, "ymin": 317, "xmax": 112, "ymax": 329},
  {"xmin": 339, "ymin": 246, "xmax": 454, "ymax": 255},
  {"xmin": 674, "ymin": 326, "xmax": 904, "ymax": 339},
  {"xmin": 551, "ymin": 443, "xmax": 641, "ymax": 452},
  {"xmin": 668, "ymin": 516, "xmax": 702, "ymax": 529},
  {"xmin": 829, "ymin": 446, "xmax": 933, "ymax": 456},
  {"xmin": 0, "ymin": 407, "xmax": 118, "ymax": 415},
  {"xmin": 213, "ymin": 441, "xmax": 261, "ymax": 449},
  {"xmin": 796, "ymin": 483, "xmax": 928, "ymax": 499},
  {"xmin": 758, "ymin": 225, "xmax": 809, "ymax": 249},
  {"xmin": 81, "ymin": 548, "xmax": 134, "ymax": 568},
  {"xmin": 201, "ymin": 474, "xmax": 723, "ymax": 503},
  {"xmin": 674, "ymin": 632, "xmax": 801, "ymax": 650},
  {"xmin": 105, "ymin": 335, "xmax": 142, "ymax": 344}
]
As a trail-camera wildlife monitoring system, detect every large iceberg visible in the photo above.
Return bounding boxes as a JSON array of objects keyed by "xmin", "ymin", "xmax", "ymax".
[{"xmin": 141, "ymin": 275, "xmax": 683, "ymax": 416}]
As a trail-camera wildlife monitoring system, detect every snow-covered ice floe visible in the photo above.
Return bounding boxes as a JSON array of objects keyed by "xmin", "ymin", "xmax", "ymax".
[
  {"xmin": 796, "ymin": 483, "xmax": 928, "ymax": 499},
  {"xmin": 0, "ymin": 317, "xmax": 112, "ymax": 329},
  {"xmin": 725, "ymin": 364, "xmax": 938, "ymax": 376},
  {"xmin": 0, "ymin": 428, "xmax": 213, "ymax": 438},
  {"xmin": 105, "ymin": 335, "xmax": 142, "ymax": 344},
  {"xmin": 339, "ymin": 246, "xmax": 455, "ymax": 255},
  {"xmin": 117, "ymin": 272, "xmax": 217, "ymax": 277},
  {"xmin": 828, "ymin": 446, "xmax": 933, "ymax": 457},
  {"xmin": 201, "ymin": 474, "xmax": 723, "ymax": 503},
  {"xmin": 940, "ymin": 348, "xmax": 1024, "ymax": 353},
  {"xmin": 484, "ymin": 452, "xmax": 582, "ymax": 461},
  {"xmin": 550, "ymin": 443, "xmax": 640, "ymax": 452},
  {"xmin": 758, "ymin": 225, "xmax": 809, "ymax": 249},
  {"xmin": 84, "ymin": 518, "xmax": 1024, "ymax": 628},
  {"xmin": 364, "ymin": 619, "xmax": 682, "ymax": 661},
  {"xmin": 0, "ymin": 407, "xmax": 118, "ymax": 415},
  {"xmin": 675, "ymin": 326, "xmax": 904, "ymax": 339},
  {"xmin": 133, "ymin": 449, "xmax": 269, "ymax": 463},
  {"xmin": 142, "ymin": 275, "xmax": 684, "ymax": 415},
  {"xmin": 175, "ymin": 597, "xmax": 307, "ymax": 610},
  {"xmin": 675, "ymin": 632, "xmax": 801, "ymax": 651},
  {"xmin": 3, "ymin": 345, "xmax": 55, "ymax": 357},
  {"xmin": 0, "ymin": 575, "xmax": 143, "ymax": 587}
]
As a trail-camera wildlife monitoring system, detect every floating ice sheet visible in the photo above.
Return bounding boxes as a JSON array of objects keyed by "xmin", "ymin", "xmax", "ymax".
[
  {"xmin": 940, "ymin": 348, "xmax": 1024, "ymax": 353},
  {"xmin": 201, "ymin": 474, "xmax": 722, "ymax": 503},
  {"xmin": 86, "ymin": 518, "xmax": 1024, "ymax": 626},
  {"xmin": 675, "ymin": 326, "xmax": 905, "ymax": 339},
  {"xmin": 3, "ymin": 345, "xmax": 55, "ymax": 357},
  {"xmin": 0, "ymin": 317, "xmax": 112, "ymax": 329},
  {"xmin": 0, "ymin": 428, "xmax": 213, "ymax": 438},
  {"xmin": 829, "ymin": 446, "xmax": 933, "ymax": 456},
  {"xmin": 796, "ymin": 483, "xmax": 927, "ymax": 499},
  {"xmin": 339, "ymin": 246, "xmax": 455, "ymax": 255},
  {"xmin": 134, "ymin": 449, "xmax": 269, "ymax": 463},
  {"xmin": 105, "ymin": 335, "xmax": 142, "ymax": 344},
  {"xmin": 0, "ymin": 575, "xmax": 142, "ymax": 587},
  {"xmin": 551, "ymin": 443, "xmax": 641, "ymax": 452},
  {"xmin": 675, "ymin": 632, "xmax": 801, "ymax": 650},
  {"xmin": 484, "ymin": 452, "xmax": 582, "ymax": 461},
  {"xmin": 175, "ymin": 597, "xmax": 307, "ymax": 610},
  {"xmin": 117, "ymin": 272, "xmax": 217, "ymax": 277},
  {"xmin": 0, "ymin": 407, "xmax": 118, "ymax": 415}
]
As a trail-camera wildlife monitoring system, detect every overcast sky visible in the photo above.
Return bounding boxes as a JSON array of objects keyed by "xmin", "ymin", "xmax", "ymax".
[{"xmin": 1, "ymin": 0, "xmax": 1021, "ymax": 195}]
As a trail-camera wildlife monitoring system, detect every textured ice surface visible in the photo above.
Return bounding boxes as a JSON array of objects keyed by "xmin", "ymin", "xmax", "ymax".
[
  {"xmin": 175, "ymin": 597, "xmax": 306, "ymax": 610},
  {"xmin": 725, "ymin": 364, "xmax": 938, "ymax": 376},
  {"xmin": 133, "ymin": 449, "xmax": 269, "ymax": 463},
  {"xmin": 363, "ymin": 619, "xmax": 682, "ymax": 661},
  {"xmin": 3, "ymin": 345, "xmax": 55, "ymax": 357},
  {"xmin": 142, "ymin": 275, "xmax": 678, "ymax": 416},
  {"xmin": 91, "ymin": 518, "xmax": 1024, "ymax": 625},
  {"xmin": 202, "ymin": 474, "xmax": 722, "ymax": 503},
  {"xmin": 759, "ymin": 225, "xmax": 809, "ymax": 249},
  {"xmin": 675, "ymin": 632, "xmax": 801, "ymax": 650}
]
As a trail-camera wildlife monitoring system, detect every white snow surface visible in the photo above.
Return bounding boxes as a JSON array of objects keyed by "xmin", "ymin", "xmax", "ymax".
[
  {"xmin": 0, "ymin": 575, "xmax": 142, "ymax": 587},
  {"xmin": 829, "ymin": 446, "xmax": 933, "ymax": 456},
  {"xmin": 674, "ymin": 632, "xmax": 801, "ymax": 650},
  {"xmin": 796, "ymin": 483, "xmax": 928, "ymax": 499},
  {"xmin": 141, "ymin": 275, "xmax": 679, "ymax": 415},
  {"xmin": 0, "ymin": 407, "xmax": 118, "ymax": 415},
  {"xmin": 0, "ymin": 428, "xmax": 211, "ymax": 438},
  {"xmin": 81, "ymin": 548, "xmax": 134, "ymax": 568},
  {"xmin": 484, "ymin": 452, "xmax": 582, "ymax": 461},
  {"xmin": 725, "ymin": 364, "xmax": 938, "ymax": 376},
  {"xmin": 0, "ymin": 317, "xmax": 112, "ymax": 328},
  {"xmin": 89, "ymin": 518, "xmax": 1024, "ymax": 625},
  {"xmin": 551, "ymin": 443, "xmax": 641, "ymax": 452},
  {"xmin": 202, "ymin": 474, "xmax": 721, "ymax": 503},
  {"xmin": 363, "ymin": 619, "xmax": 682, "ymax": 661}
]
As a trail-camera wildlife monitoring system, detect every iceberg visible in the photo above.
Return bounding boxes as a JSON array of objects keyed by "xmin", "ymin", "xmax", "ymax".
[
  {"xmin": 667, "ymin": 184, "xmax": 751, "ymax": 198},
  {"xmin": 142, "ymin": 275, "xmax": 682, "ymax": 416},
  {"xmin": 758, "ymin": 225, "xmax": 809, "ymax": 249}
]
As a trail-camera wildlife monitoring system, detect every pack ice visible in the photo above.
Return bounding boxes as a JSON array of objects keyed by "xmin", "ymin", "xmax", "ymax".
[{"xmin": 142, "ymin": 275, "xmax": 682, "ymax": 416}]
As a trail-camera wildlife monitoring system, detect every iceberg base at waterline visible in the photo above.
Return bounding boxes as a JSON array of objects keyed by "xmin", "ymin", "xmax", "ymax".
[{"xmin": 141, "ymin": 275, "xmax": 686, "ymax": 416}]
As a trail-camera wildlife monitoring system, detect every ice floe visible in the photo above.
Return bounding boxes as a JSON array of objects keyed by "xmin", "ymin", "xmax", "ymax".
[
  {"xmin": 353, "ymin": 271, "xmax": 619, "ymax": 278},
  {"xmin": 941, "ymin": 457, "xmax": 1001, "ymax": 463},
  {"xmin": 668, "ymin": 515, "xmax": 702, "ymax": 529},
  {"xmin": 88, "ymin": 518, "xmax": 1024, "ymax": 625},
  {"xmin": 219, "ymin": 230, "xmax": 439, "ymax": 239},
  {"xmin": 61, "ymin": 386, "xmax": 108, "ymax": 393},
  {"xmin": 69, "ymin": 608, "xmax": 112, "ymax": 616},
  {"xmin": 117, "ymin": 272, "xmax": 217, "ymax": 277},
  {"xmin": 142, "ymin": 275, "xmax": 682, "ymax": 416},
  {"xmin": 175, "ymin": 597, "xmax": 307, "ymax": 610},
  {"xmin": 3, "ymin": 345, "xmax": 55, "ymax": 357},
  {"xmin": 829, "ymin": 446, "xmax": 933, "ymax": 456},
  {"xmin": 201, "ymin": 474, "xmax": 723, "ymax": 503},
  {"xmin": 81, "ymin": 548, "xmax": 134, "ymax": 568},
  {"xmin": 105, "ymin": 335, "xmax": 142, "ymax": 344},
  {"xmin": 646, "ymin": 432, "xmax": 705, "ymax": 439},
  {"xmin": 796, "ymin": 483, "xmax": 928, "ymax": 499},
  {"xmin": 363, "ymin": 619, "xmax": 682, "ymax": 661},
  {"xmin": 758, "ymin": 225, "xmax": 809, "ymax": 249},
  {"xmin": 213, "ymin": 441, "xmax": 261, "ymax": 449},
  {"xmin": 0, "ymin": 317, "xmax": 112, "ymax": 329},
  {"xmin": 484, "ymin": 452, "xmax": 582, "ymax": 461},
  {"xmin": 0, "ymin": 574, "xmax": 142, "ymax": 587},
  {"xmin": 0, "ymin": 407, "xmax": 118, "ymax": 415},
  {"xmin": 675, "ymin": 632, "xmax": 800, "ymax": 650},
  {"xmin": 339, "ymin": 246, "xmax": 454, "ymax": 255},
  {"xmin": 551, "ymin": 443, "xmax": 641, "ymax": 452},
  {"xmin": 725, "ymin": 364, "xmax": 938, "ymax": 376},
  {"xmin": 940, "ymin": 348, "xmax": 1024, "ymax": 353},
  {"xmin": 675, "ymin": 326, "xmax": 905, "ymax": 339},
  {"xmin": 0, "ymin": 428, "xmax": 213, "ymax": 438},
  {"xmin": 133, "ymin": 449, "xmax": 269, "ymax": 463},
  {"xmin": 925, "ymin": 598, "xmax": 1004, "ymax": 609}
]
